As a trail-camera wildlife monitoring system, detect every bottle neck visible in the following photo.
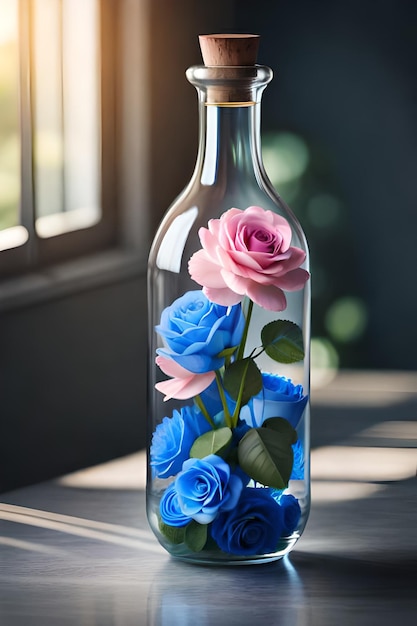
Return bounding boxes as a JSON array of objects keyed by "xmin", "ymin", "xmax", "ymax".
[
  {"xmin": 186, "ymin": 65, "xmax": 272, "ymax": 188},
  {"xmin": 196, "ymin": 103, "xmax": 262, "ymax": 186}
]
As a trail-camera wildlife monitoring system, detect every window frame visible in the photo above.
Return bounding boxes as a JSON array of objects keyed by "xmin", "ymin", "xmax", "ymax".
[
  {"xmin": 0, "ymin": 0, "xmax": 119, "ymax": 279},
  {"xmin": 0, "ymin": 0, "xmax": 152, "ymax": 313}
]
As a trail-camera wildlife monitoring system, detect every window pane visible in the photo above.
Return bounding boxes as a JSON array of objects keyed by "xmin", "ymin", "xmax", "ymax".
[
  {"xmin": 33, "ymin": 0, "xmax": 101, "ymax": 238},
  {"xmin": 0, "ymin": 0, "xmax": 21, "ymax": 236},
  {"xmin": 32, "ymin": 0, "xmax": 64, "ymax": 221}
]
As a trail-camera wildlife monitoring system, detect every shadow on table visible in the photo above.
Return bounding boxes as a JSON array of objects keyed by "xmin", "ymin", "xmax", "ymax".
[{"xmin": 311, "ymin": 392, "xmax": 417, "ymax": 449}]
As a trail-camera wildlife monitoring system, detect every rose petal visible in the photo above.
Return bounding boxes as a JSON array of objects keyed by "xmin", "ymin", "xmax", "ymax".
[
  {"xmin": 246, "ymin": 282, "xmax": 287, "ymax": 311},
  {"xmin": 220, "ymin": 268, "xmax": 251, "ymax": 295},
  {"xmin": 217, "ymin": 208, "xmax": 242, "ymax": 247},
  {"xmin": 212, "ymin": 245, "xmax": 237, "ymax": 272},
  {"xmin": 274, "ymin": 246, "xmax": 306, "ymax": 273},
  {"xmin": 228, "ymin": 249, "xmax": 264, "ymax": 272},
  {"xmin": 198, "ymin": 227, "xmax": 223, "ymax": 259},
  {"xmin": 242, "ymin": 267, "xmax": 277, "ymax": 285},
  {"xmin": 189, "ymin": 250, "xmax": 227, "ymax": 288},
  {"xmin": 156, "ymin": 355, "xmax": 193, "ymax": 378},
  {"xmin": 202, "ymin": 286, "xmax": 243, "ymax": 306},
  {"xmin": 239, "ymin": 248, "xmax": 305, "ymax": 280},
  {"xmin": 155, "ymin": 370, "xmax": 215, "ymax": 401},
  {"xmin": 247, "ymin": 206, "xmax": 292, "ymax": 245},
  {"xmin": 275, "ymin": 267, "xmax": 310, "ymax": 291}
]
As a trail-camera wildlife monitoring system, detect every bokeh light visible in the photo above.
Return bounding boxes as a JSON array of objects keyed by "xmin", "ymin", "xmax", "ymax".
[
  {"xmin": 307, "ymin": 193, "xmax": 343, "ymax": 229},
  {"xmin": 311, "ymin": 337, "xmax": 339, "ymax": 388},
  {"xmin": 262, "ymin": 132, "xmax": 309, "ymax": 185},
  {"xmin": 325, "ymin": 296, "xmax": 368, "ymax": 343}
]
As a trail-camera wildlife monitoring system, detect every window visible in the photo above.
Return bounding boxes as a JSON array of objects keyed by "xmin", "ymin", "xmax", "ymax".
[
  {"xmin": 0, "ymin": 0, "xmax": 117, "ymax": 279},
  {"xmin": 0, "ymin": 0, "xmax": 21, "ymax": 245}
]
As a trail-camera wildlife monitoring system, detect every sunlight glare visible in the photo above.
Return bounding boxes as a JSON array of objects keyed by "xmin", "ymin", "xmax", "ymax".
[
  {"xmin": 0, "ymin": 0, "xmax": 17, "ymax": 46},
  {"xmin": 59, "ymin": 451, "xmax": 147, "ymax": 490},
  {"xmin": 311, "ymin": 481, "xmax": 383, "ymax": 503},
  {"xmin": 312, "ymin": 446, "xmax": 417, "ymax": 482},
  {"xmin": 0, "ymin": 502, "xmax": 163, "ymax": 553}
]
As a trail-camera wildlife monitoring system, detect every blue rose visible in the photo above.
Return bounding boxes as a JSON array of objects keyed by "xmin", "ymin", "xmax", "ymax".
[
  {"xmin": 175, "ymin": 455, "xmax": 243, "ymax": 524},
  {"xmin": 150, "ymin": 405, "xmax": 211, "ymax": 479},
  {"xmin": 211, "ymin": 487, "xmax": 284, "ymax": 556},
  {"xmin": 277, "ymin": 494, "xmax": 301, "ymax": 536},
  {"xmin": 290, "ymin": 440, "xmax": 304, "ymax": 480},
  {"xmin": 159, "ymin": 483, "xmax": 192, "ymax": 527},
  {"xmin": 239, "ymin": 372, "xmax": 308, "ymax": 429},
  {"xmin": 155, "ymin": 290, "xmax": 245, "ymax": 373}
]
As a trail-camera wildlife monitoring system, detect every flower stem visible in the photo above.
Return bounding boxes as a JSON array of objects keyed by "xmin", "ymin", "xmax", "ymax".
[
  {"xmin": 250, "ymin": 346, "xmax": 265, "ymax": 360},
  {"xmin": 237, "ymin": 299, "xmax": 253, "ymax": 361},
  {"xmin": 231, "ymin": 360, "xmax": 250, "ymax": 428},
  {"xmin": 194, "ymin": 395, "xmax": 215, "ymax": 428},
  {"xmin": 215, "ymin": 371, "xmax": 232, "ymax": 428}
]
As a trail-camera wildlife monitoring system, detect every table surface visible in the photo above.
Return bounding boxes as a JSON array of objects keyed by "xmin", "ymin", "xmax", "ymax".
[{"xmin": 1, "ymin": 371, "xmax": 417, "ymax": 626}]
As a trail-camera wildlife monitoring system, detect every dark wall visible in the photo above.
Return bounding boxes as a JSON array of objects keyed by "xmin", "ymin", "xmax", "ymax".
[
  {"xmin": 0, "ymin": 276, "xmax": 146, "ymax": 493},
  {"xmin": 234, "ymin": 0, "xmax": 417, "ymax": 370}
]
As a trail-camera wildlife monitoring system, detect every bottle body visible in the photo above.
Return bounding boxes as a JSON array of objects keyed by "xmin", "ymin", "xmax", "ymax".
[{"xmin": 147, "ymin": 66, "xmax": 310, "ymax": 564}]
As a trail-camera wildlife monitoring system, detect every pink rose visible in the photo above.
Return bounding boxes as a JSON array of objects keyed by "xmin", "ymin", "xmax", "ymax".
[
  {"xmin": 188, "ymin": 206, "xmax": 309, "ymax": 311},
  {"xmin": 155, "ymin": 356, "xmax": 215, "ymax": 401}
]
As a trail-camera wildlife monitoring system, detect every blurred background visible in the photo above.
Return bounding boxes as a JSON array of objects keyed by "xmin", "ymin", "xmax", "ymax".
[{"xmin": 1, "ymin": 0, "xmax": 416, "ymax": 492}]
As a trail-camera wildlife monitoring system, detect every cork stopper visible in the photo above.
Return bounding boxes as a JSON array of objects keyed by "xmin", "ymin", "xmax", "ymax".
[
  {"xmin": 199, "ymin": 34, "xmax": 260, "ymax": 67},
  {"xmin": 197, "ymin": 34, "xmax": 260, "ymax": 105}
]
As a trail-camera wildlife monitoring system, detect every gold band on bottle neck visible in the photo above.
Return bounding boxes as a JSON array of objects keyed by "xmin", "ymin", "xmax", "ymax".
[{"xmin": 205, "ymin": 101, "xmax": 256, "ymax": 107}]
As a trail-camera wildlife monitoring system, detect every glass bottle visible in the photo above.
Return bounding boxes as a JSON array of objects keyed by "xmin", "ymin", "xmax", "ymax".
[{"xmin": 147, "ymin": 34, "xmax": 310, "ymax": 565}]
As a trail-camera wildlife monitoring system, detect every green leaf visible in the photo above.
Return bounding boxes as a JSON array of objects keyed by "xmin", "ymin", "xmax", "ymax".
[
  {"xmin": 263, "ymin": 417, "xmax": 298, "ymax": 445},
  {"xmin": 190, "ymin": 427, "xmax": 232, "ymax": 459},
  {"xmin": 223, "ymin": 357, "xmax": 263, "ymax": 405},
  {"xmin": 184, "ymin": 520, "xmax": 208, "ymax": 552},
  {"xmin": 158, "ymin": 519, "xmax": 186, "ymax": 544},
  {"xmin": 237, "ymin": 427, "xmax": 294, "ymax": 489},
  {"xmin": 217, "ymin": 346, "xmax": 238, "ymax": 359},
  {"xmin": 261, "ymin": 320, "xmax": 304, "ymax": 364}
]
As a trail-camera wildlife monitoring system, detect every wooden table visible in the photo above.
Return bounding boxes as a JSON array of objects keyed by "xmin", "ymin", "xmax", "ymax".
[{"xmin": 1, "ymin": 371, "xmax": 416, "ymax": 625}]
